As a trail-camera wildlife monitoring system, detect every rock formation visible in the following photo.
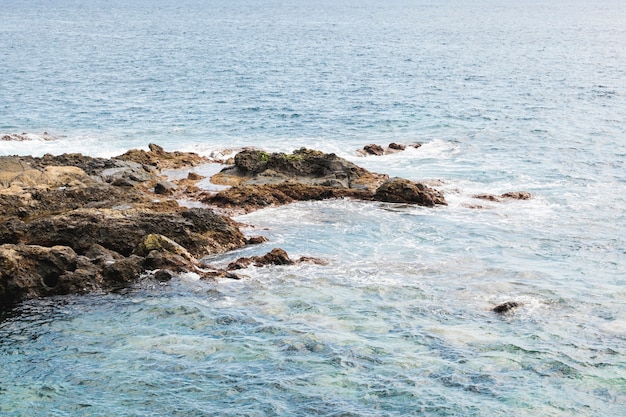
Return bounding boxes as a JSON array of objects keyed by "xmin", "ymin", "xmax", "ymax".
[
  {"xmin": 203, "ymin": 148, "xmax": 446, "ymax": 212},
  {"xmin": 0, "ymin": 144, "xmax": 447, "ymax": 309}
]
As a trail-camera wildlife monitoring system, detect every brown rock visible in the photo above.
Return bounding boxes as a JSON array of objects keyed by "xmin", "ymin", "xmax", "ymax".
[
  {"xmin": 388, "ymin": 143, "xmax": 406, "ymax": 151},
  {"xmin": 212, "ymin": 148, "xmax": 388, "ymax": 192},
  {"xmin": 0, "ymin": 207, "xmax": 246, "ymax": 258},
  {"xmin": 373, "ymin": 178, "xmax": 447, "ymax": 207},
  {"xmin": 246, "ymin": 236, "xmax": 269, "ymax": 245},
  {"xmin": 116, "ymin": 143, "xmax": 209, "ymax": 169},
  {"xmin": 492, "ymin": 301, "xmax": 521, "ymax": 314},
  {"xmin": 473, "ymin": 194, "xmax": 501, "ymax": 202},
  {"xmin": 203, "ymin": 183, "xmax": 370, "ymax": 213},
  {"xmin": 363, "ymin": 144, "xmax": 385, "ymax": 156},
  {"xmin": 0, "ymin": 244, "xmax": 101, "ymax": 308},
  {"xmin": 501, "ymin": 191, "xmax": 532, "ymax": 200}
]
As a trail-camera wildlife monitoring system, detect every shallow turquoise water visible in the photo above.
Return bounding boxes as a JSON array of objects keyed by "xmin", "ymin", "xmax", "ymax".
[{"xmin": 1, "ymin": 0, "xmax": 625, "ymax": 415}]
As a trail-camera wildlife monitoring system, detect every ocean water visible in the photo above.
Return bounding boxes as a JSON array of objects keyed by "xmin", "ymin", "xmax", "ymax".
[{"xmin": 1, "ymin": 0, "xmax": 626, "ymax": 415}]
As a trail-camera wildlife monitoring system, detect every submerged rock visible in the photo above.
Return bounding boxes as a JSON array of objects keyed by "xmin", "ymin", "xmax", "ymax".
[
  {"xmin": 356, "ymin": 142, "xmax": 421, "ymax": 156},
  {"xmin": 492, "ymin": 301, "xmax": 521, "ymax": 314},
  {"xmin": 227, "ymin": 248, "xmax": 325, "ymax": 271},
  {"xmin": 362, "ymin": 144, "xmax": 385, "ymax": 156},
  {"xmin": 473, "ymin": 191, "xmax": 532, "ymax": 203},
  {"xmin": 373, "ymin": 177, "xmax": 447, "ymax": 207}
]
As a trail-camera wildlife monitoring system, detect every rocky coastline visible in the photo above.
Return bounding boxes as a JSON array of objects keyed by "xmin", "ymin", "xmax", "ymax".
[
  {"xmin": 0, "ymin": 144, "xmax": 451, "ymax": 310},
  {"xmin": 1, "ymin": 143, "xmax": 529, "ymax": 312}
]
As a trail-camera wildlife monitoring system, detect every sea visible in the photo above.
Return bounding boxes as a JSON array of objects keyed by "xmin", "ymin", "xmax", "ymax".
[{"xmin": 1, "ymin": 0, "xmax": 625, "ymax": 415}]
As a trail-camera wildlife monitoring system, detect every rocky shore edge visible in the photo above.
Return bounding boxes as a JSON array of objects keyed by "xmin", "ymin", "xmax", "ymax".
[
  {"xmin": 0, "ymin": 143, "xmax": 529, "ymax": 312},
  {"xmin": 0, "ymin": 144, "xmax": 449, "ymax": 309}
]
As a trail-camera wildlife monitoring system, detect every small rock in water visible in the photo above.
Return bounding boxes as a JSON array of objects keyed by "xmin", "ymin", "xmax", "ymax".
[
  {"xmin": 363, "ymin": 144, "xmax": 385, "ymax": 156},
  {"xmin": 500, "ymin": 191, "xmax": 532, "ymax": 200},
  {"xmin": 388, "ymin": 142, "xmax": 406, "ymax": 151},
  {"xmin": 492, "ymin": 301, "xmax": 521, "ymax": 313}
]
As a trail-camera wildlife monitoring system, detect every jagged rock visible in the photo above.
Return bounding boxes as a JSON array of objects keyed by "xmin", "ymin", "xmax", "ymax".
[
  {"xmin": 388, "ymin": 143, "xmax": 406, "ymax": 151},
  {"xmin": 117, "ymin": 143, "xmax": 209, "ymax": 169},
  {"xmin": 187, "ymin": 172, "xmax": 204, "ymax": 181},
  {"xmin": 227, "ymin": 248, "xmax": 325, "ymax": 271},
  {"xmin": 212, "ymin": 148, "xmax": 388, "ymax": 191},
  {"xmin": 154, "ymin": 180, "xmax": 178, "ymax": 195},
  {"xmin": 100, "ymin": 161, "xmax": 154, "ymax": 185},
  {"xmin": 0, "ymin": 207, "xmax": 246, "ymax": 258},
  {"xmin": 363, "ymin": 144, "xmax": 385, "ymax": 156},
  {"xmin": 492, "ymin": 301, "xmax": 521, "ymax": 313},
  {"xmin": 473, "ymin": 191, "xmax": 532, "ymax": 203},
  {"xmin": 1, "ymin": 133, "xmax": 55, "ymax": 142},
  {"xmin": 501, "ymin": 191, "xmax": 532, "ymax": 200},
  {"xmin": 202, "ymin": 183, "xmax": 369, "ymax": 213},
  {"xmin": 246, "ymin": 236, "xmax": 268, "ymax": 245},
  {"xmin": 373, "ymin": 178, "xmax": 447, "ymax": 207},
  {"xmin": 357, "ymin": 142, "xmax": 421, "ymax": 156},
  {"xmin": 0, "ymin": 244, "xmax": 99, "ymax": 308},
  {"xmin": 134, "ymin": 234, "xmax": 196, "ymax": 263},
  {"xmin": 473, "ymin": 194, "xmax": 501, "ymax": 202},
  {"xmin": 102, "ymin": 256, "xmax": 144, "ymax": 285}
]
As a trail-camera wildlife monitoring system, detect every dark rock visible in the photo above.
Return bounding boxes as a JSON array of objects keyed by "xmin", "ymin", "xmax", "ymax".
[
  {"xmin": 473, "ymin": 191, "xmax": 532, "ymax": 202},
  {"xmin": 363, "ymin": 144, "xmax": 385, "ymax": 156},
  {"xmin": 213, "ymin": 148, "xmax": 388, "ymax": 191},
  {"xmin": 111, "ymin": 177, "xmax": 135, "ymax": 187},
  {"xmin": 154, "ymin": 269, "xmax": 175, "ymax": 282},
  {"xmin": 246, "ymin": 236, "xmax": 268, "ymax": 245},
  {"xmin": 473, "ymin": 194, "xmax": 501, "ymax": 202},
  {"xmin": 501, "ymin": 191, "xmax": 532, "ymax": 200},
  {"xmin": 373, "ymin": 178, "xmax": 447, "ymax": 207},
  {"xmin": 203, "ymin": 183, "xmax": 370, "ymax": 213},
  {"xmin": 187, "ymin": 172, "xmax": 204, "ymax": 181},
  {"xmin": 0, "ymin": 244, "xmax": 99, "ymax": 308},
  {"xmin": 492, "ymin": 301, "xmax": 521, "ymax": 313},
  {"xmin": 102, "ymin": 256, "xmax": 143, "ymax": 285},
  {"xmin": 154, "ymin": 180, "xmax": 178, "ymax": 195},
  {"xmin": 226, "ymin": 248, "xmax": 325, "ymax": 271},
  {"xmin": 388, "ymin": 143, "xmax": 406, "ymax": 151},
  {"xmin": 228, "ymin": 248, "xmax": 294, "ymax": 270},
  {"xmin": 1, "ymin": 207, "xmax": 246, "ymax": 258}
]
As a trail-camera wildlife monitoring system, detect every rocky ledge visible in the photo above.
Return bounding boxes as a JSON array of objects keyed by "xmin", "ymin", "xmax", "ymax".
[
  {"xmin": 0, "ymin": 144, "xmax": 447, "ymax": 309},
  {"xmin": 201, "ymin": 148, "xmax": 447, "ymax": 212}
]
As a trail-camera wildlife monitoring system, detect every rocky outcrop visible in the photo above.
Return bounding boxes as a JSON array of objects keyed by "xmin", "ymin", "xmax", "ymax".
[
  {"xmin": 357, "ymin": 142, "xmax": 421, "ymax": 156},
  {"xmin": 492, "ymin": 301, "xmax": 521, "ymax": 314},
  {"xmin": 473, "ymin": 191, "xmax": 532, "ymax": 203},
  {"xmin": 0, "ymin": 144, "xmax": 447, "ymax": 309},
  {"xmin": 1, "ymin": 132, "xmax": 56, "ymax": 142},
  {"xmin": 117, "ymin": 143, "xmax": 209, "ymax": 169},
  {"xmin": 211, "ymin": 148, "xmax": 389, "ymax": 190},
  {"xmin": 226, "ymin": 248, "xmax": 326, "ymax": 272},
  {"xmin": 204, "ymin": 148, "xmax": 446, "ymax": 212},
  {"xmin": 203, "ymin": 183, "xmax": 371, "ymax": 213},
  {"xmin": 373, "ymin": 178, "xmax": 447, "ymax": 207},
  {"xmin": 0, "ymin": 148, "xmax": 249, "ymax": 309}
]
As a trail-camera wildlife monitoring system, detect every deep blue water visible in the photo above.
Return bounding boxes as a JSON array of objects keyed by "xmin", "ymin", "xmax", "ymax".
[{"xmin": 1, "ymin": 0, "xmax": 625, "ymax": 415}]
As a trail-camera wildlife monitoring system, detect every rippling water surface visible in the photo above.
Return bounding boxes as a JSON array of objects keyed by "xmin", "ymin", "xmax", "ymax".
[{"xmin": 1, "ymin": 0, "xmax": 625, "ymax": 415}]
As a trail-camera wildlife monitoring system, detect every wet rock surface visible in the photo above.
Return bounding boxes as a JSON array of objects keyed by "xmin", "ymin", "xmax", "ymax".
[
  {"xmin": 473, "ymin": 191, "xmax": 532, "ymax": 203},
  {"xmin": 1, "ymin": 144, "xmax": 447, "ymax": 309},
  {"xmin": 357, "ymin": 142, "xmax": 421, "ymax": 156},
  {"xmin": 205, "ymin": 148, "xmax": 446, "ymax": 212}
]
